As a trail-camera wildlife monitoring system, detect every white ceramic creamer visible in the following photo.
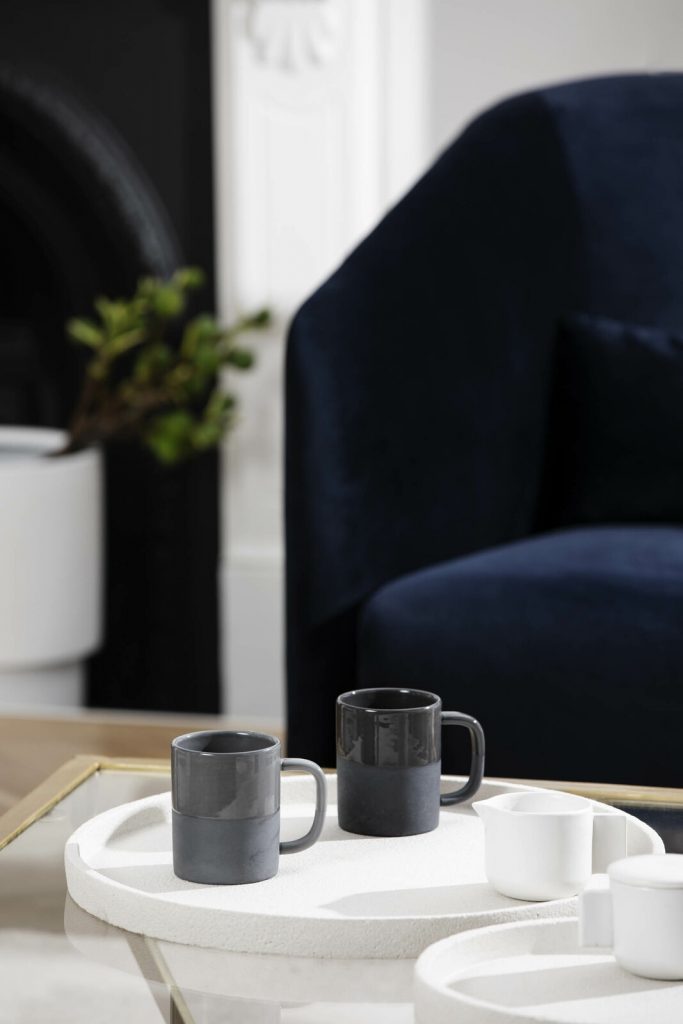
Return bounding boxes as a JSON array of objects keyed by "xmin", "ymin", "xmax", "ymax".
[{"xmin": 474, "ymin": 791, "xmax": 627, "ymax": 901}]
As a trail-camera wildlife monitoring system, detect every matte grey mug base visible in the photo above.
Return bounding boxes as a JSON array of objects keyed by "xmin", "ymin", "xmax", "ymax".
[
  {"xmin": 172, "ymin": 809, "xmax": 280, "ymax": 885},
  {"xmin": 337, "ymin": 760, "xmax": 441, "ymax": 837}
]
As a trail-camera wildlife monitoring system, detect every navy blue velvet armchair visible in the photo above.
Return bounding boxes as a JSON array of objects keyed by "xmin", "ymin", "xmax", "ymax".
[{"xmin": 285, "ymin": 75, "xmax": 683, "ymax": 785}]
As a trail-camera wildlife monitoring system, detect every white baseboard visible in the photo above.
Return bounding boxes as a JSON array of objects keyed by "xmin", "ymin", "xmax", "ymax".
[
  {"xmin": 0, "ymin": 661, "xmax": 84, "ymax": 710},
  {"xmin": 221, "ymin": 552, "xmax": 285, "ymax": 724}
]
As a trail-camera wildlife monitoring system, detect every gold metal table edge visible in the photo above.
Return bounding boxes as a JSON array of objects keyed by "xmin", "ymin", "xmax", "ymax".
[
  {"xmin": 501, "ymin": 777, "xmax": 683, "ymax": 808},
  {"xmin": 0, "ymin": 755, "xmax": 170, "ymax": 850},
  {"xmin": 3, "ymin": 758, "xmax": 683, "ymax": 852},
  {"xmin": 96, "ymin": 756, "xmax": 173, "ymax": 774}
]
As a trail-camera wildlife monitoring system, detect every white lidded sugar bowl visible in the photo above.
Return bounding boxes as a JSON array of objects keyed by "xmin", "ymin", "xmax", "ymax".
[{"xmin": 580, "ymin": 853, "xmax": 683, "ymax": 980}]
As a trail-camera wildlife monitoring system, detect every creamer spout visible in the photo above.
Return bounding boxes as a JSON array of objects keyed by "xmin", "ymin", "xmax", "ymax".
[{"xmin": 472, "ymin": 799, "xmax": 493, "ymax": 823}]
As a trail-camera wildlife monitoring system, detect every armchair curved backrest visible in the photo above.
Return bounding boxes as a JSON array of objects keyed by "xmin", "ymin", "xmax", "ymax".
[{"xmin": 286, "ymin": 74, "xmax": 683, "ymax": 763}]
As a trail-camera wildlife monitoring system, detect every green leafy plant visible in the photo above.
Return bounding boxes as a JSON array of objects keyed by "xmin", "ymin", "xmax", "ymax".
[{"xmin": 62, "ymin": 267, "xmax": 269, "ymax": 464}]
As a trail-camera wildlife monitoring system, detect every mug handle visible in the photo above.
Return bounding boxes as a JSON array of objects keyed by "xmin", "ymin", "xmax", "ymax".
[
  {"xmin": 440, "ymin": 711, "xmax": 486, "ymax": 806},
  {"xmin": 279, "ymin": 758, "xmax": 327, "ymax": 854}
]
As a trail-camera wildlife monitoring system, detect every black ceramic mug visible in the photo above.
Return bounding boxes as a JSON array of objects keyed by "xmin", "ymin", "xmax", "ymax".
[
  {"xmin": 336, "ymin": 688, "xmax": 485, "ymax": 836},
  {"xmin": 172, "ymin": 730, "xmax": 326, "ymax": 884}
]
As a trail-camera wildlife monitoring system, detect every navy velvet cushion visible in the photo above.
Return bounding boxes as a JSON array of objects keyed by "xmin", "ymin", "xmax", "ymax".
[
  {"xmin": 358, "ymin": 526, "xmax": 683, "ymax": 785},
  {"xmin": 544, "ymin": 313, "xmax": 683, "ymax": 526}
]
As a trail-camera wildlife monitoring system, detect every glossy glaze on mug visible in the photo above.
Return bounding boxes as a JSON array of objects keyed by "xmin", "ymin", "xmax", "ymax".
[
  {"xmin": 337, "ymin": 687, "xmax": 441, "ymax": 767},
  {"xmin": 172, "ymin": 730, "xmax": 280, "ymax": 819}
]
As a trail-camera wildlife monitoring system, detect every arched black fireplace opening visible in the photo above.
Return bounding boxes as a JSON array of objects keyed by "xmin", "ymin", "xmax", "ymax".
[{"xmin": 0, "ymin": 61, "xmax": 220, "ymax": 713}]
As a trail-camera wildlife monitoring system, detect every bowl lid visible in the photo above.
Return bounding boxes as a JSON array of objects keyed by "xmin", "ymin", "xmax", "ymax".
[{"xmin": 610, "ymin": 853, "xmax": 683, "ymax": 889}]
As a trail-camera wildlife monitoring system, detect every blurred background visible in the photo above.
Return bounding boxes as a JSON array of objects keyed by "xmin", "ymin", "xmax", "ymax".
[{"xmin": 0, "ymin": 0, "xmax": 680, "ymax": 731}]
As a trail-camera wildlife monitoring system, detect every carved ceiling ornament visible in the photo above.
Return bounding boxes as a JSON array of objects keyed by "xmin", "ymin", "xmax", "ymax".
[{"xmin": 245, "ymin": 0, "xmax": 341, "ymax": 72}]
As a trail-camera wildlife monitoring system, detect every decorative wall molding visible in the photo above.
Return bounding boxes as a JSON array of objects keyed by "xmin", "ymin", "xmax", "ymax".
[
  {"xmin": 245, "ymin": 0, "xmax": 341, "ymax": 72},
  {"xmin": 212, "ymin": 0, "xmax": 430, "ymax": 719}
]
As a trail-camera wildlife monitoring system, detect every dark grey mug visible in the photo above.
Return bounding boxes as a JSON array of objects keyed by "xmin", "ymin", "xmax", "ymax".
[
  {"xmin": 336, "ymin": 688, "xmax": 485, "ymax": 836},
  {"xmin": 171, "ymin": 730, "xmax": 326, "ymax": 884}
]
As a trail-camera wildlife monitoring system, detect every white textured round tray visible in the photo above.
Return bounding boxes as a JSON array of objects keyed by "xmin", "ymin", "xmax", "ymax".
[
  {"xmin": 64, "ymin": 776, "xmax": 662, "ymax": 960},
  {"xmin": 64, "ymin": 895, "xmax": 415, "ymax": 1004},
  {"xmin": 414, "ymin": 917, "xmax": 683, "ymax": 1023}
]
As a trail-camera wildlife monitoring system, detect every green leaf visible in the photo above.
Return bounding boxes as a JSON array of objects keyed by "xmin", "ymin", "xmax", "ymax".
[
  {"xmin": 67, "ymin": 318, "xmax": 103, "ymax": 349},
  {"xmin": 226, "ymin": 347, "xmax": 254, "ymax": 370},
  {"xmin": 247, "ymin": 307, "xmax": 272, "ymax": 329},
  {"xmin": 192, "ymin": 421, "xmax": 222, "ymax": 450},
  {"xmin": 145, "ymin": 409, "xmax": 196, "ymax": 464},
  {"xmin": 194, "ymin": 342, "xmax": 220, "ymax": 375},
  {"xmin": 181, "ymin": 314, "xmax": 223, "ymax": 358},
  {"xmin": 145, "ymin": 432, "xmax": 181, "ymax": 465},
  {"xmin": 110, "ymin": 328, "xmax": 145, "ymax": 356},
  {"xmin": 156, "ymin": 408, "xmax": 194, "ymax": 438},
  {"xmin": 65, "ymin": 264, "xmax": 261, "ymax": 460},
  {"xmin": 173, "ymin": 267, "xmax": 206, "ymax": 291},
  {"xmin": 133, "ymin": 344, "xmax": 172, "ymax": 384},
  {"xmin": 94, "ymin": 297, "xmax": 129, "ymax": 335},
  {"xmin": 206, "ymin": 389, "xmax": 236, "ymax": 419},
  {"xmin": 137, "ymin": 276, "xmax": 161, "ymax": 298},
  {"xmin": 152, "ymin": 285, "xmax": 185, "ymax": 318}
]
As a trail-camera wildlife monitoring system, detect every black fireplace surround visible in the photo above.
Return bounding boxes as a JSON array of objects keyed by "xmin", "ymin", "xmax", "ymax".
[{"xmin": 0, "ymin": 1, "xmax": 220, "ymax": 713}]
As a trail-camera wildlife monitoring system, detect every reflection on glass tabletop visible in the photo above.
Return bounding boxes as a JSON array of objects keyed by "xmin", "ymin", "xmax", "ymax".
[{"xmin": 612, "ymin": 803, "xmax": 683, "ymax": 854}]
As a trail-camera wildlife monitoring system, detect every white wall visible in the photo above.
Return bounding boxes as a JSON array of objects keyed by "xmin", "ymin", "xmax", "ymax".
[
  {"xmin": 215, "ymin": 0, "xmax": 683, "ymax": 724},
  {"xmin": 431, "ymin": 0, "xmax": 683, "ymax": 152}
]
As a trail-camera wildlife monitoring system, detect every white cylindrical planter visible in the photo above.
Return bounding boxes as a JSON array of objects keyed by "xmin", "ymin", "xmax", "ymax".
[{"xmin": 0, "ymin": 427, "xmax": 103, "ymax": 708}]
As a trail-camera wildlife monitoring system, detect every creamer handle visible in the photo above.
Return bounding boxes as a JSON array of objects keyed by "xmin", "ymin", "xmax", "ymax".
[
  {"xmin": 592, "ymin": 809, "xmax": 627, "ymax": 872},
  {"xmin": 579, "ymin": 873, "xmax": 613, "ymax": 949}
]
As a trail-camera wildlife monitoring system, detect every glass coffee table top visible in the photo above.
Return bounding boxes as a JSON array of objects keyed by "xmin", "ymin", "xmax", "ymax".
[{"xmin": 2, "ymin": 760, "xmax": 683, "ymax": 1023}]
